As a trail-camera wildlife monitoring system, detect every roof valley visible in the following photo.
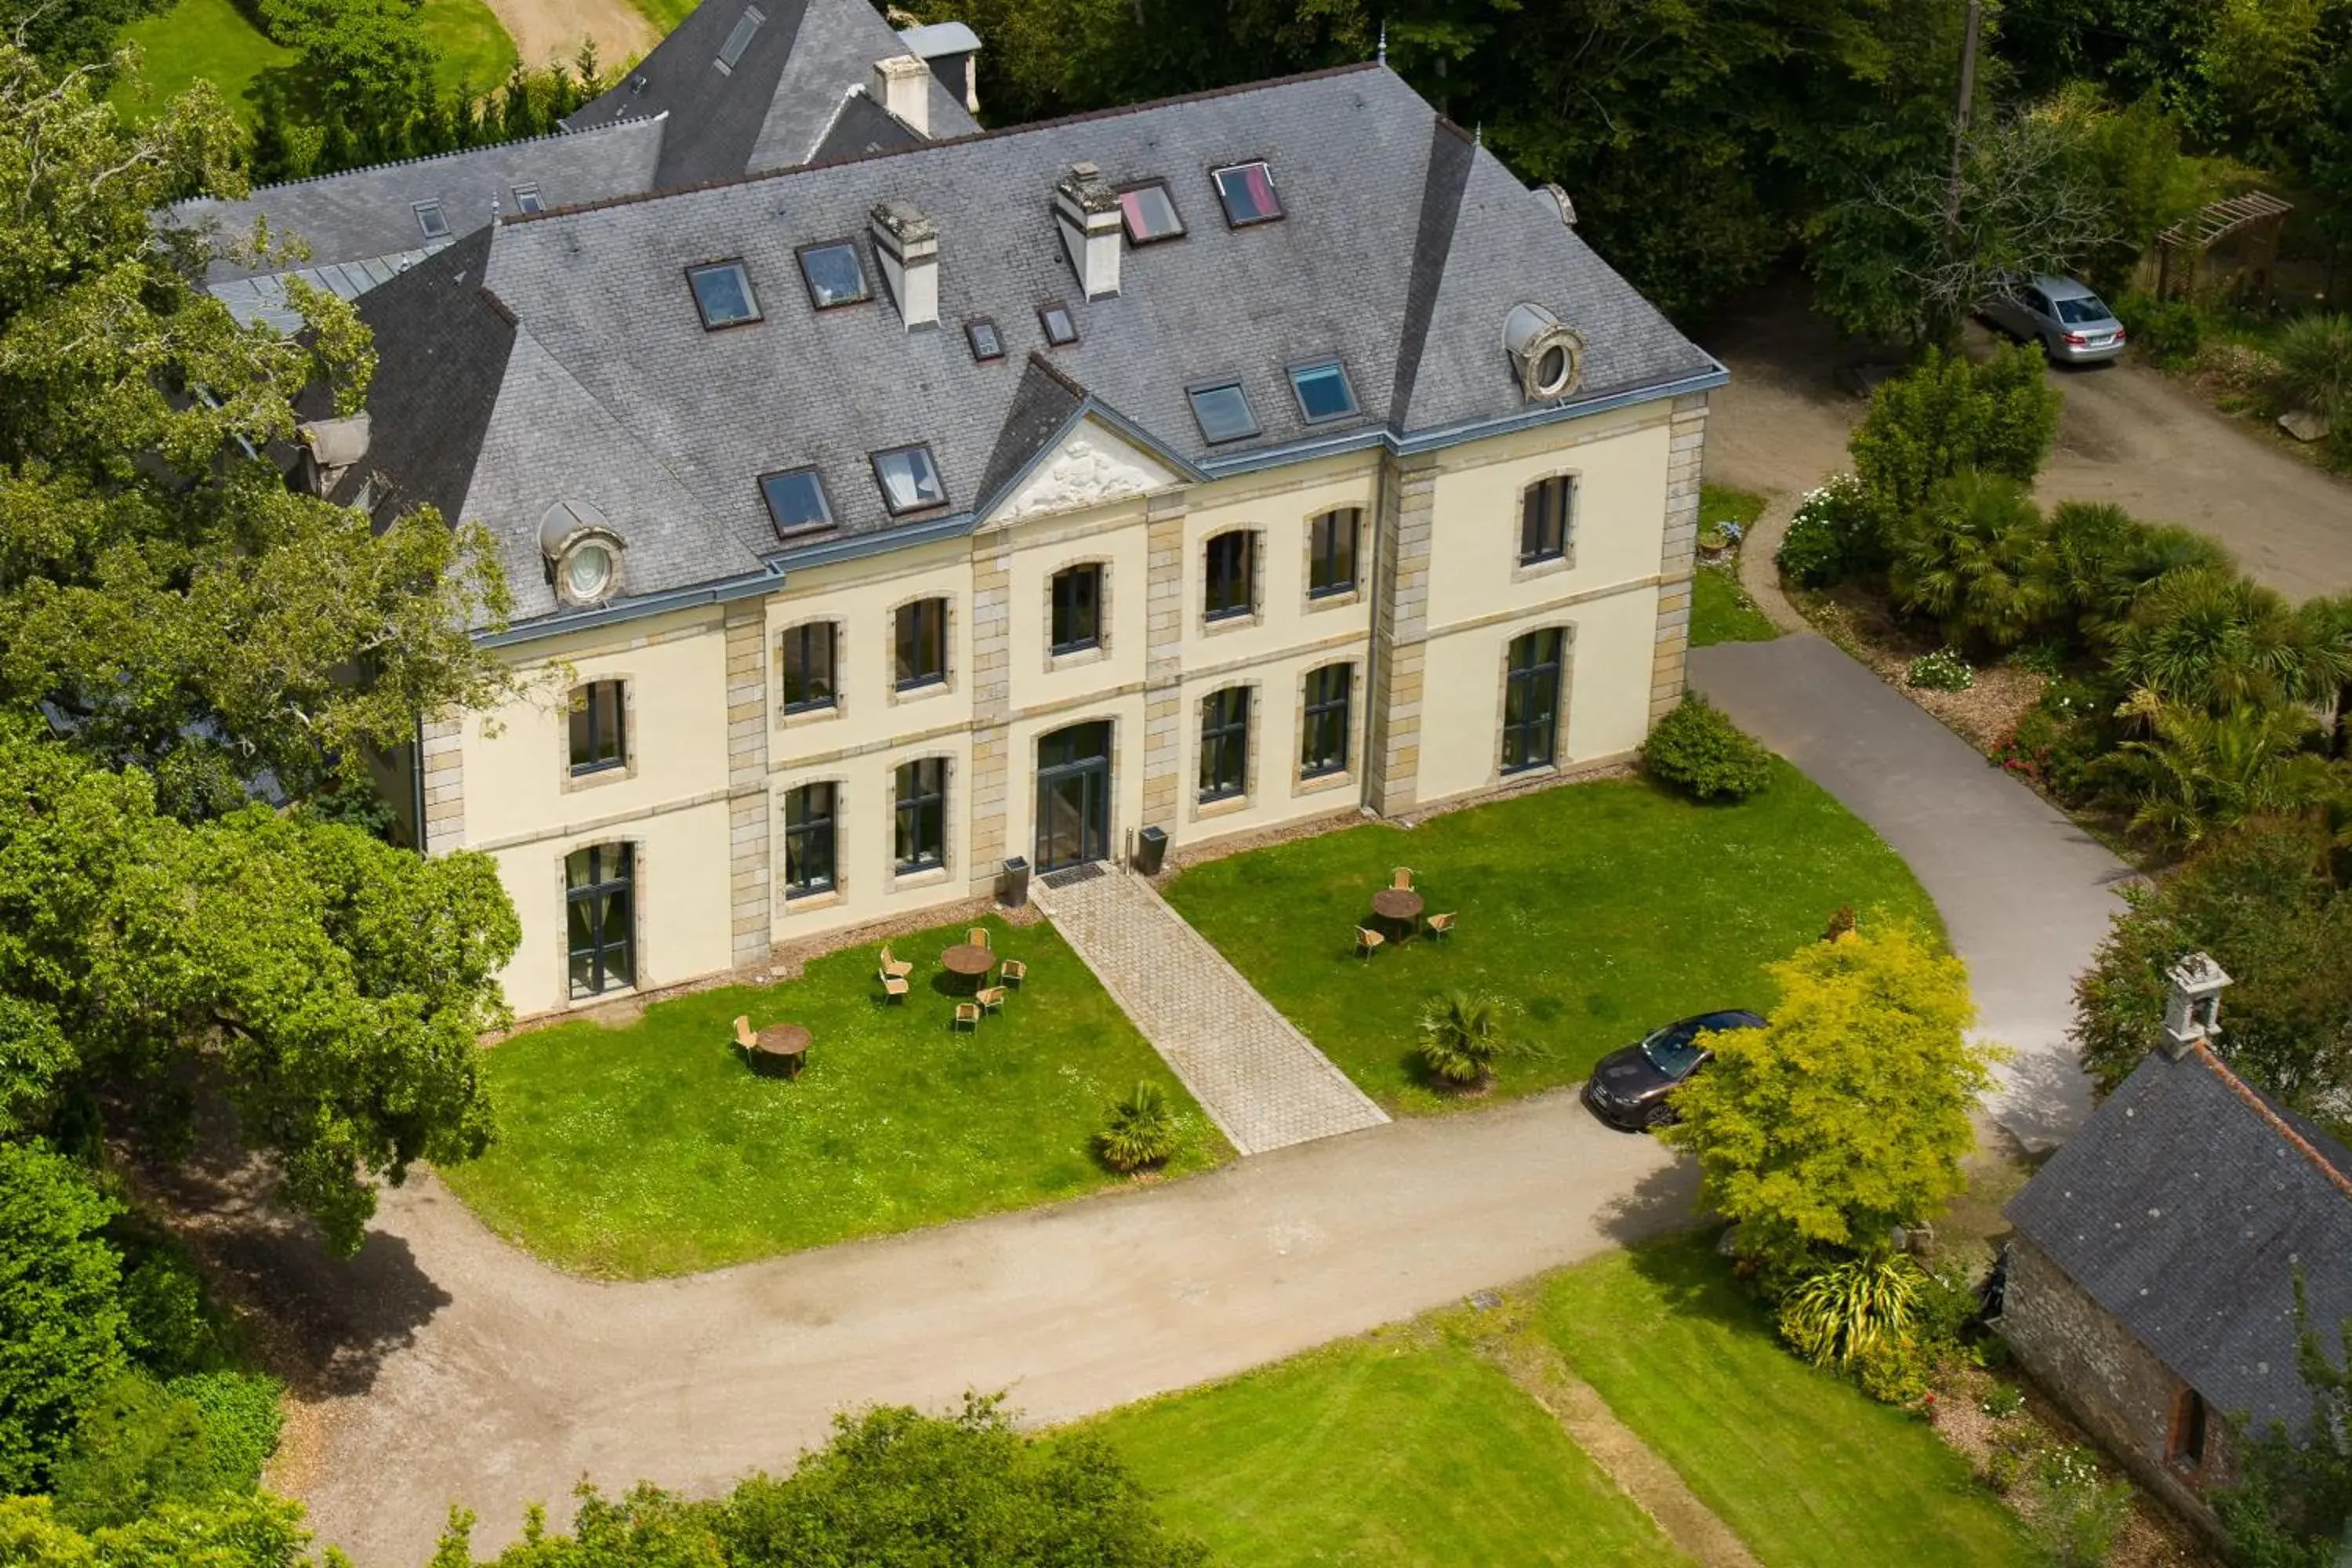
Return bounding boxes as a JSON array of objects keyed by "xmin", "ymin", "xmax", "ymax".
[{"xmin": 1385, "ymin": 115, "xmax": 1477, "ymax": 428}]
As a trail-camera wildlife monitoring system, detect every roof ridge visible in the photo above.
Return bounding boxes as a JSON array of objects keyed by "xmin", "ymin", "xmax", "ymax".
[
  {"xmin": 2192, "ymin": 1043, "xmax": 2352, "ymax": 1201},
  {"xmin": 514, "ymin": 60, "xmax": 1392, "ymax": 227},
  {"xmin": 172, "ymin": 111, "xmax": 672, "ymax": 208}
]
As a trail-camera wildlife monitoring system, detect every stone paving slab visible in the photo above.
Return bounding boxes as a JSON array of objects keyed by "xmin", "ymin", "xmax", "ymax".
[{"xmin": 1033, "ymin": 867, "xmax": 1389, "ymax": 1155}]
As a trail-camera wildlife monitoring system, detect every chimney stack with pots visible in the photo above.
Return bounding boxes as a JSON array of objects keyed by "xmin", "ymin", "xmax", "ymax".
[
  {"xmin": 2160, "ymin": 952, "xmax": 2231, "ymax": 1059},
  {"xmin": 872, "ymin": 55, "xmax": 931, "ymax": 136},
  {"xmin": 1054, "ymin": 162, "xmax": 1121, "ymax": 299},
  {"xmin": 871, "ymin": 200, "xmax": 940, "ymax": 330}
]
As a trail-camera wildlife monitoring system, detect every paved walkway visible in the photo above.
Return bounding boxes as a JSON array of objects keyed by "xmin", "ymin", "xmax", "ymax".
[
  {"xmin": 1691, "ymin": 635, "xmax": 2136, "ymax": 1151},
  {"xmin": 290, "ymin": 1094, "xmax": 1690, "ymax": 1566},
  {"xmin": 1032, "ymin": 866, "xmax": 1388, "ymax": 1155}
]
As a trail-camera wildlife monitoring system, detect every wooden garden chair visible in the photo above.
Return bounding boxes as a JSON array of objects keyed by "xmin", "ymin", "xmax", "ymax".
[
  {"xmin": 1392, "ymin": 867, "xmax": 1414, "ymax": 891},
  {"xmin": 878, "ymin": 945, "xmax": 913, "ymax": 980},
  {"xmin": 968, "ymin": 927, "xmax": 991, "ymax": 949},
  {"xmin": 880, "ymin": 973, "xmax": 909, "ymax": 1003},
  {"xmin": 1355, "ymin": 926, "xmax": 1385, "ymax": 959},
  {"xmin": 1425, "ymin": 912, "xmax": 1457, "ymax": 940},
  {"xmin": 975, "ymin": 985, "xmax": 1007, "ymax": 1015},
  {"xmin": 731, "ymin": 1015, "xmax": 758, "ymax": 1062},
  {"xmin": 952, "ymin": 1002, "xmax": 981, "ymax": 1032},
  {"xmin": 999, "ymin": 959, "xmax": 1028, "ymax": 988}
]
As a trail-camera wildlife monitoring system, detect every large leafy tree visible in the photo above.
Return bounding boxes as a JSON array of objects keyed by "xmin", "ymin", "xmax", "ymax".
[
  {"xmin": 1661, "ymin": 920, "xmax": 1998, "ymax": 1273},
  {"xmin": 0, "ymin": 1144, "xmax": 129, "ymax": 1495}
]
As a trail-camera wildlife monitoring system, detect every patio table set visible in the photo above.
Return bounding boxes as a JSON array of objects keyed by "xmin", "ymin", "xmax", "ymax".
[
  {"xmin": 879, "ymin": 931, "xmax": 1028, "ymax": 1030},
  {"xmin": 1355, "ymin": 868, "xmax": 1457, "ymax": 957}
]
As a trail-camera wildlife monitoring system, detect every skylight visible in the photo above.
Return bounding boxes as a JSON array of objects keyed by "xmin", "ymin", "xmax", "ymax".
[
  {"xmin": 687, "ymin": 260, "xmax": 760, "ymax": 329},
  {"xmin": 873, "ymin": 445, "xmax": 946, "ymax": 514},
  {"xmin": 715, "ymin": 5, "xmax": 764, "ymax": 72},
  {"xmin": 760, "ymin": 467, "xmax": 833, "ymax": 537},
  {"xmin": 414, "ymin": 200, "xmax": 449, "ymax": 239},
  {"xmin": 1039, "ymin": 303, "xmax": 1078, "ymax": 347},
  {"xmin": 1188, "ymin": 382, "xmax": 1260, "ymax": 444},
  {"xmin": 1289, "ymin": 361, "xmax": 1358, "ymax": 423},
  {"xmin": 966, "ymin": 318, "xmax": 1003, "ymax": 361},
  {"xmin": 798, "ymin": 241, "xmax": 870, "ymax": 310},
  {"xmin": 511, "ymin": 183, "xmax": 543, "ymax": 215},
  {"xmin": 1117, "ymin": 181, "xmax": 1185, "ymax": 244},
  {"xmin": 1211, "ymin": 162, "xmax": 1281, "ymax": 226}
]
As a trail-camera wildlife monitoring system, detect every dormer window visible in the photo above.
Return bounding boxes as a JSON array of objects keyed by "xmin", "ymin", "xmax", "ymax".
[
  {"xmin": 687, "ymin": 260, "xmax": 760, "ymax": 328},
  {"xmin": 715, "ymin": 4, "xmax": 764, "ymax": 72},
  {"xmin": 511, "ymin": 183, "xmax": 543, "ymax": 215},
  {"xmin": 1039, "ymin": 303, "xmax": 1078, "ymax": 347},
  {"xmin": 414, "ymin": 199, "xmax": 449, "ymax": 239},
  {"xmin": 966, "ymin": 318, "xmax": 1003, "ymax": 361},
  {"xmin": 1116, "ymin": 181, "xmax": 1185, "ymax": 244},
  {"xmin": 540, "ymin": 499, "xmax": 624, "ymax": 607},
  {"xmin": 1188, "ymin": 380, "xmax": 1260, "ymax": 445},
  {"xmin": 798, "ymin": 241, "xmax": 870, "ymax": 309},
  {"xmin": 760, "ymin": 466, "xmax": 833, "ymax": 538},
  {"xmin": 1289, "ymin": 360, "xmax": 1357, "ymax": 423},
  {"xmin": 1210, "ymin": 162, "xmax": 1280, "ymax": 226},
  {"xmin": 873, "ymin": 444, "xmax": 946, "ymax": 514}
]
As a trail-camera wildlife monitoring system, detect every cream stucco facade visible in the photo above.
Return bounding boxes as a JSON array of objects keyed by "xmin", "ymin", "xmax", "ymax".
[{"xmin": 420, "ymin": 392, "xmax": 1709, "ymax": 1019}]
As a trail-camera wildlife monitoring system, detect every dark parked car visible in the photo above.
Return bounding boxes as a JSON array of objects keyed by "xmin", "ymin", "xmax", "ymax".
[{"xmin": 1581, "ymin": 1010, "xmax": 1767, "ymax": 1131}]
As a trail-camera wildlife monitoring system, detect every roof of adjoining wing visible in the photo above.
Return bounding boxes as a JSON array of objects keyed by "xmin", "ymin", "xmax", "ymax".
[
  {"xmin": 563, "ymin": 0, "xmax": 976, "ymax": 190},
  {"xmin": 2006, "ymin": 1045, "xmax": 2352, "ymax": 1435},
  {"xmin": 357, "ymin": 63, "xmax": 1719, "ymax": 630}
]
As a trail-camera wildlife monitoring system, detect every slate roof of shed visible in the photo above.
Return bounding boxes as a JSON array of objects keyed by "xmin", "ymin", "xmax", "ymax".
[
  {"xmin": 2006, "ymin": 1044, "xmax": 2352, "ymax": 1434},
  {"xmin": 563, "ymin": 0, "xmax": 975, "ymax": 188},
  {"xmin": 352, "ymin": 62, "xmax": 1719, "ymax": 630}
]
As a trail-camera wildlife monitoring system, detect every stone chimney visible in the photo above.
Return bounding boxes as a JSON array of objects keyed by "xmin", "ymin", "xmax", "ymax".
[
  {"xmin": 2159, "ymin": 951, "xmax": 2231, "ymax": 1059},
  {"xmin": 295, "ymin": 412, "xmax": 371, "ymax": 497},
  {"xmin": 870, "ymin": 199, "xmax": 939, "ymax": 330},
  {"xmin": 1054, "ymin": 162, "xmax": 1121, "ymax": 299},
  {"xmin": 872, "ymin": 55, "xmax": 931, "ymax": 136}
]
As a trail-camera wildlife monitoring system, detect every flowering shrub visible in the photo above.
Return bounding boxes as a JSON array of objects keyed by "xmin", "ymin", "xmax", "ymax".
[
  {"xmin": 1775, "ymin": 474, "xmax": 1885, "ymax": 588},
  {"xmin": 1906, "ymin": 648, "xmax": 1974, "ymax": 691},
  {"xmin": 1981, "ymin": 1383, "xmax": 2026, "ymax": 1420}
]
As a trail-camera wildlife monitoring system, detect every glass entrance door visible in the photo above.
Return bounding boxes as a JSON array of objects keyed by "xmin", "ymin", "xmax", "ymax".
[{"xmin": 1035, "ymin": 720, "xmax": 1112, "ymax": 873}]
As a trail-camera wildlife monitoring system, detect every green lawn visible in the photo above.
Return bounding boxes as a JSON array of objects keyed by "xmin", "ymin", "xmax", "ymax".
[
  {"xmin": 1086, "ymin": 1333, "xmax": 1693, "ymax": 1567},
  {"xmin": 109, "ymin": 0, "xmax": 516, "ymax": 126},
  {"xmin": 1162, "ymin": 764, "xmax": 1940, "ymax": 1111},
  {"xmin": 626, "ymin": 0, "xmax": 699, "ymax": 32},
  {"xmin": 1699, "ymin": 485, "xmax": 1766, "ymax": 536},
  {"xmin": 441, "ymin": 914, "xmax": 1229, "ymax": 1278},
  {"xmin": 1692, "ymin": 564, "xmax": 1779, "ymax": 645},
  {"xmin": 1542, "ymin": 1236, "xmax": 2034, "ymax": 1567}
]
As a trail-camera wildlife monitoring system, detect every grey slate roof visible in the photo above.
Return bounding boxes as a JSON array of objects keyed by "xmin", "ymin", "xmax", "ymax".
[
  {"xmin": 360, "ymin": 63, "xmax": 1720, "ymax": 630},
  {"xmin": 167, "ymin": 115, "xmax": 670, "ymax": 288},
  {"xmin": 2006, "ymin": 1046, "xmax": 2352, "ymax": 1435},
  {"xmin": 564, "ymin": 0, "xmax": 975, "ymax": 188}
]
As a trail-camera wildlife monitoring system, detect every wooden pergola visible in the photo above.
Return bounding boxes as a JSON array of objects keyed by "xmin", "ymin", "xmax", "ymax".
[{"xmin": 2154, "ymin": 191, "xmax": 2292, "ymax": 299}]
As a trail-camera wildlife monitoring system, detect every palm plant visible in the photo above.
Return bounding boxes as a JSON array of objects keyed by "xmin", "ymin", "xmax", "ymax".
[
  {"xmin": 2107, "ymin": 568, "xmax": 2349, "ymax": 715},
  {"xmin": 1097, "ymin": 1081, "xmax": 1180, "ymax": 1172},
  {"xmin": 1416, "ymin": 991, "xmax": 1513, "ymax": 1087},
  {"xmin": 2039, "ymin": 503, "xmax": 2233, "ymax": 645},
  {"xmin": 2100, "ymin": 691, "xmax": 2338, "ymax": 849},
  {"xmin": 1889, "ymin": 471, "xmax": 2059, "ymax": 654},
  {"xmin": 2273, "ymin": 313, "xmax": 2352, "ymax": 423},
  {"xmin": 1777, "ymin": 1253, "xmax": 1922, "ymax": 1367}
]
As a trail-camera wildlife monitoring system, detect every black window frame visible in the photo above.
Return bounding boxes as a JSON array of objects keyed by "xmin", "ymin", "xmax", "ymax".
[
  {"xmin": 779, "ymin": 622, "xmax": 837, "ymax": 714},
  {"xmin": 1049, "ymin": 564, "xmax": 1104, "ymax": 655},
  {"xmin": 1115, "ymin": 180, "xmax": 1186, "ymax": 245},
  {"xmin": 1210, "ymin": 160, "xmax": 1283, "ymax": 227},
  {"xmin": 759, "ymin": 466, "xmax": 834, "ymax": 538},
  {"xmin": 414, "ymin": 199, "xmax": 449, "ymax": 239},
  {"xmin": 871, "ymin": 443, "xmax": 946, "ymax": 515},
  {"xmin": 714, "ymin": 3, "xmax": 764, "ymax": 71},
  {"xmin": 686, "ymin": 260, "xmax": 762, "ymax": 330},
  {"xmin": 564, "ymin": 842, "xmax": 635, "ymax": 998},
  {"xmin": 1300, "ymin": 662, "xmax": 1352, "ymax": 779},
  {"xmin": 1519, "ymin": 474, "xmax": 1575, "ymax": 565},
  {"xmin": 966, "ymin": 317, "xmax": 1004, "ymax": 361},
  {"xmin": 568, "ymin": 680, "xmax": 626, "ymax": 775},
  {"xmin": 1187, "ymin": 379, "xmax": 1261, "ymax": 445},
  {"xmin": 1307, "ymin": 507, "xmax": 1359, "ymax": 599},
  {"xmin": 782, "ymin": 782, "xmax": 837, "ymax": 898},
  {"xmin": 1288, "ymin": 360, "xmax": 1359, "ymax": 424},
  {"xmin": 1198, "ymin": 686, "xmax": 1250, "ymax": 802},
  {"xmin": 1501, "ymin": 627, "xmax": 1565, "ymax": 774},
  {"xmin": 796, "ymin": 238, "xmax": 872, "ymax": 310},
  {"xmin": 510, "ymin": 182, "xmax": 543, "ymax": 215},
  {"xmin": 894, "ymin": 757, "xmax": 947, "ymax": 873},
  {"xmin": 895, "ymin": 597, "xmax": 947, "ymax": 691},
  {"xmin": 1203, "ymin": 530, "xmax": 1254, "ymax": 622},
  {"xmin": 1039, "ymin": 302, "xmax": 1079, "ymax": 346}
]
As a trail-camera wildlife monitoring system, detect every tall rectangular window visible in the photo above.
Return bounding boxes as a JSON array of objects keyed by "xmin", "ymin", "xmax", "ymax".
[
  {"xmin": 1051, "ymin": 564, "xmax": 1102, "ymax": 655},
  {"xmin": 782, "ymin": 783, "xmax": 836, "ymax": 898},
  {"xmin": 1203, "ymin": 531, "xmax": 1254, "ymax": 622},
  {"xmin": 1199, "ymin": 688, "xmax": 1249, "ymax": 802},
  {"xmin": 1501, "ymin": 628, "xmax": 1565, "ymax": 773},
  {"xmin": 568, "ymin": 681, "xmax": 626, "ymax": 775},
  {"xmin": 895, "ymin": 758, "xmax": 946, "ymax": 873},
  {"xmin": 564, "ymin": 843, "xmax": 634, "ymax": 997},
  {"xmin": 895, "ymin": 599, "xmax": 946, "ymax": 691},
  {"xmin": 1308, "ymin": 508, "xmax": 1359, "ymax": 598},
  {"xmin": 780, "ymin": 623, "xmax": 836, "ymax": 713},
  {"xmin": 1520, "ymin": 475, "xmax": 1575, "ymax": 564},
  {"xmin": 1301, "ymin": 663, "xmax": 1352, "ymax": 778}
]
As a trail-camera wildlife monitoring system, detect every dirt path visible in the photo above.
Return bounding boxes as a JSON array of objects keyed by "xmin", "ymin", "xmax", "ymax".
[
  {"xmin": 1697, "ymin": 274, "xmax": 2352, "ymax": 601},
  {"xmin": 485, "ymin": 0, "xmax": 658, "ymax": 74}
]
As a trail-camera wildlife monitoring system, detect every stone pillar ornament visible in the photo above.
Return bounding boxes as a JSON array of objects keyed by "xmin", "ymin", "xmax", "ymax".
[{"xmin": 2159, "ymin": 952, "xmax": 2230, "ymax": 1059}]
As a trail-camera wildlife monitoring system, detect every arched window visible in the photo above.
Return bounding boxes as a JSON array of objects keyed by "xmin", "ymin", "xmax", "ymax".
[
  {"xmin": 1502, "ymin": 629, "xmax": 1566, "ymax": 772},
  {"xmin": 895, "ymin": 758, "xmax": 948, "ymax": 873},
  {"xmin": 1051, "ymin": 564, "xmax": 1103, "ymax": 654},
  {"xmin": 782, "ymin": 784, "xmax": 837, "ymax": 898},
  {"xmin": 565, "ymin": 844, "xmax": 634, "ymax": 998},
  {"xmin": 1301, "ymin": 663, "xmax": 1352, "ymax": 778},
  {"xmin": 1200, "ymin": 688, "xmax": 1250, "ymax": 801},
  {"xmin": 1203, "ymin": 531, "xmax": 1255, "ymax": 622}
]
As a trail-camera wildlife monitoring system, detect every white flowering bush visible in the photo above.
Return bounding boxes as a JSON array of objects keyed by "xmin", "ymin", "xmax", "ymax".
[
  {"xmin": 1775, "ymin": 474, "xmax": 1884, "ymax": 587},
  {"xmin": 1906, "ymin": 648, "xmax": 1974, "ymax": 692}
]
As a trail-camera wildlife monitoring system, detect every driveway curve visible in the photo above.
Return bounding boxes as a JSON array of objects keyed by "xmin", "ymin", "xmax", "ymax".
[
  {"xmin": 1691, "ymin": 635, "xmax": 2135, "ymax": 1152},
  {"xmin": 289, "ymin": 1095, "xmax": 1692, "ymax": 1566}
]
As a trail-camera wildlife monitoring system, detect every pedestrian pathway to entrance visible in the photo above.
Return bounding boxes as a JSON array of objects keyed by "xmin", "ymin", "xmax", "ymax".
[{"xmin": 1032, "ymin": 865, "xmax": 1389, "ymax": 1154}]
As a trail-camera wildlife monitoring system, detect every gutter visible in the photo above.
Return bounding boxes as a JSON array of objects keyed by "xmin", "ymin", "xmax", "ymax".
[{"xmin": 474, "ymin": 562, "xmax": 785, "ymax": 648}]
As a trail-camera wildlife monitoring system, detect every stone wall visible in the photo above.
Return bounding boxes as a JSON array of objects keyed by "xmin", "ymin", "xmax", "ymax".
[
  {"xmin": 1649, "ymin": 390, "xmax": 1707, "ymax": 724},
  {"xmin": 2000, "ymin": 1234, "xmax": 2234, "ymax": 1537}
]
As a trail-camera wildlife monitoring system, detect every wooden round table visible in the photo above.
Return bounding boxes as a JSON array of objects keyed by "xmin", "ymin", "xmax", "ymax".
[
  {"xmin": 1371, "ymin": 887, "xmax": 1424, "ymax": 926},
  {"xmin": 751, "ymin": 1022, "xmax": 811, "ymax": 1079},
  {"xmin": 941, "ymin": 944, "xmax": 996, "ymax": 987}
]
